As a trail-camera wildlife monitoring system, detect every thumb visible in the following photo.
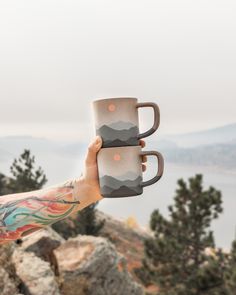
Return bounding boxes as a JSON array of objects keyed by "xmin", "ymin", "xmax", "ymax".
[{"xmin": 85, "ymin": 136, "xmax": 103, "ymax": 166}]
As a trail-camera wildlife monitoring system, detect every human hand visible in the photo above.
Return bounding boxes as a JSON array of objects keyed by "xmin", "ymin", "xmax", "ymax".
[{"xmin": 77, "ymin": 136, "xmax": 147, "ymax": 205}]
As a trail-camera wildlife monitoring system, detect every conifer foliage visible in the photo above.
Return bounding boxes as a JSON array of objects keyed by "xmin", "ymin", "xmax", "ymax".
[
  {"xmin": 8, "ymin": 149, "xmax": 47, "ymax": 193},
  {"xmin": 0, "ymin": 148, "xmax": 104, "ymax": 238},
  {"xmin": 225, "ymin": 240, "xmax": 236, "ymax": 294},
  {"xmin": 137, "ymin": 174, "xmax": 232, "ymax": 295}
]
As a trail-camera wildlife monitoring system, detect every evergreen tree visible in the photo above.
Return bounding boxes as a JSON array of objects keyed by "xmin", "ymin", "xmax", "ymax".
[
  {"xmin": 1, "ymin": 149, "xmax": 104, "ymax": 238},
  {"xmin": 225, "ymin": 240, "xmax": 236, "ymax": 294},
  {"xmin": 51, "ymin": 202, "xmax": 105, "ymax": 239},
  {"xmin": 8, "ymin": 149, "xmax": 47, "ymax": 193},
  {"xmin": 137, "ymin": 174, "xmax": 228, "ymax": 295},
  {"xmin": 0, "ymin": 173, "xmax": 9, "ymax": 195},
  {"xmin": 0, "ymin": 149, "xmax": 48, "ymax": 286}
]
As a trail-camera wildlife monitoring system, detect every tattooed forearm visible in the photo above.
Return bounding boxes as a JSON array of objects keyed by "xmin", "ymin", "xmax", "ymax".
[{"xmin": 0, "ymin": 179, "xmax": 81, "ymax": 244}]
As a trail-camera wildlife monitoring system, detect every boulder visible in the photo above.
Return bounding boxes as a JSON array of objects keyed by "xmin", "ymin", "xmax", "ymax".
[
  {"xmin": 96, "ymin": 211, "xmax": 150, "ymax": 274},
  {"xmin": 12, "ymin": 248, "xmax": 61, "ymax": 295},
  {"xmin": 19, "ymin": 226, "xmax": 64, "ymax": 273},
  {"xmin": 96, "ymin": 211, "xmax": 158, "ymax": 294},
  {"xmin": 53, "ymin": 235, "xmax": 144, "ymax": 295},
  {"xmin": 20, "ymin": 226, "xmax": 64, "ymax": 259},
  {"xmin": 0, "ymin": 267, "xmax": 19, "ymax": 295}
]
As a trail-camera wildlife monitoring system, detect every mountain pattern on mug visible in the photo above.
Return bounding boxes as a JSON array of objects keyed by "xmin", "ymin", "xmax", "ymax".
[
  {"xmin": 99, "ymin": 170, "xmax": 143, "ymax": 198},
  {"xmin": 96, "ymin": 121, "xmax": 139, "ymax": 147}
]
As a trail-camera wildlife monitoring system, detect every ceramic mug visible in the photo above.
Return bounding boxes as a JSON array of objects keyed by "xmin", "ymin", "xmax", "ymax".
[
  {"xmin": 92, "ymin": 97, "xmax": 160, "ymax": 148},
  {"xmin": 97, "ymin": 145, "xmax": 164, "ymax": 198}
]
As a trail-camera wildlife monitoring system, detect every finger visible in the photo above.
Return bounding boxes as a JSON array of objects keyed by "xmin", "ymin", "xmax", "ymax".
[
  {"xmin": 142, "ymin": 163, "xmax": 146, "ymax": 172},
  {"xmin": 85, "ymin": 136, "xmax": 103, "ymax": 166},
  {"xmin": 139, "ymin": 139, "xmax": 146, "ymax": 148},
  {"xmin": 142, "ymin": 155, "xmax": 147, "ymax": 163}
]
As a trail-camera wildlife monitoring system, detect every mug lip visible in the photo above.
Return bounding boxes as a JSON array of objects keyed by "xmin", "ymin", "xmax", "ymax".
[{"xmin": 93, "ymin": 97, "xmax": 138, "ymax": 104}]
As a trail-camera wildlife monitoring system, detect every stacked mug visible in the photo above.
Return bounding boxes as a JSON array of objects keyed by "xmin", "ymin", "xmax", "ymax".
[{"xmin": 92, "ymin": 97, "xmax": 164, "ymax": 198}]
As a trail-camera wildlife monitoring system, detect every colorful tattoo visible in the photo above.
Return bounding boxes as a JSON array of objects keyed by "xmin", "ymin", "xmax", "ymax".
[{"xmin": 0, "ymin": 179, "xmax": 81, "ymax": 244}]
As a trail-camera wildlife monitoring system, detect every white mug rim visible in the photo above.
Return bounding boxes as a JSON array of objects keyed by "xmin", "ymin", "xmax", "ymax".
[{"xmin": 92, "ymin": 97, "xmax": 138, "ymax": 104}]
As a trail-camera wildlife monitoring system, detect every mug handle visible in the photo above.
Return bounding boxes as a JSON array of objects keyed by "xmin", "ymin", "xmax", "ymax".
[
  {"xmin": 136, "ymin": 102, "xmax": 160, "ymax": 139},
  {"xmin": 140, "ymin": 151, "xmax": 164, "ymax": 187}
]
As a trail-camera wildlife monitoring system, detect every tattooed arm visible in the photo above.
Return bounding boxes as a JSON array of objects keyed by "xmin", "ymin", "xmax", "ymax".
[
  {"xmin": 0, "ymin": 136, "xmax": 147, "ymax": 244},
  {"xmin": 0, "ymin": 136, "xmax": 104, "ymax": 244}
]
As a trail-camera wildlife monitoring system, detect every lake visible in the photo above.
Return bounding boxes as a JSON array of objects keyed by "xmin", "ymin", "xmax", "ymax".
[
  {"xmin": 98, "ymin": 162, "xmax": 236, "ymax": 250},
  {"xmin": 1, "ymin": 144, "xmax": 235, "ymax": 250}
]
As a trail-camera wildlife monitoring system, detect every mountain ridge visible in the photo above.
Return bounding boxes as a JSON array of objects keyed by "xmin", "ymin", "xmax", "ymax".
[
  {"xmin": 1, "ymin": 123, "xmax": 235, "ymax": 177},
  {"xmin": 101, "ymin": 185, "xmax": 142, "ymax": 198},
  {"xmin": 160, "ymin": 122, "xmax": 236, "ymax": 148},
  {"xmin": 99, "ymin": 175, "xmax": 142, "ymax": 190},
  {"xmin": 99, "ymin": 171, "xmax": 140, "ymax": 181},
  {"xmin": 108, "ymin": 121, "xmax": 136, "ymax": 130},
  {"xmin": 96, "ymin": 124, "xmax": 139, "ymax": 142}
]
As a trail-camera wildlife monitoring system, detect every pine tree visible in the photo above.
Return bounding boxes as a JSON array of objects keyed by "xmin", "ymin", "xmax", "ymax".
[
  {"xmin": 137, "ymin": 174, "xmax": 228, "ymax": 295},
  {"xmin": 2, "ymin": 149, "xmax": 104, "ymax": 238},
  {"xmin": 8, "ymin": 149, "xmax": 47, "ymax": 193},
  {"xmin": 0, "ymin": 173, "xmax": 9, "ymax": 195},
  {"xmin": 51, "ymin": 202, "xmax": 105, "ymax": 239},
  {"xmin": 225, "ymin": 240, "xmax": 236, "ymax": 294},
  {"xmin": 0, "ymin": 149, "xmax": 48, "ymax": 287}
]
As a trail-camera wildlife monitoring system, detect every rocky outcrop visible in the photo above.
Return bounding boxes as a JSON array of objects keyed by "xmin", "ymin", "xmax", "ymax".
[
  {"xmin": 53, "ymin": 235, "xmax": 144, "ymax": 295},
  {"xmin": 20, "ymin": 227, "xmax": 64, "ymax": 256},
  {"xmin": 0, "ymin": 211, "xmax": 150, "ymax": 295},
  {"xmin": 96, "ymin": 211, "xmax": 150, "ymax": 275},
  {"xmin": 19, "ymin": 227, "xmax": 64, "ymax": 274},
  {"xmin": 96, "ymin": 211, "xmax": 159, "ymax": 294},
  {"xmin": 0, "ymin": 242, "xmax": 22, "ymax": 294},
  {"xmin": 12, "ymin": 248, "xmax": 61, "ymax": 295},
  {"xmin": 0, "ymin": 267, "xmax": 19, "ymax": 295}
]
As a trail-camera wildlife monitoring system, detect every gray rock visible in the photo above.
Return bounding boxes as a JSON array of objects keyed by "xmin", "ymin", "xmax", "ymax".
[
  {"xmin": 54, "ymin": 235, "xmax": 144, "ymax": 295},
  {"xmin": 19, "ymin": 226, "xmax": 64, "ymax": 273},
  {"xmin": 0, "ymin": 267, "xmax": 19, "ymax": 295},
  {"xmin": 12, "ymin": 248, "xmax": 61, "ymax": 295},
  {"xmin": 20, "ymin": 226, "xmax": 64, "ymax": 256}
]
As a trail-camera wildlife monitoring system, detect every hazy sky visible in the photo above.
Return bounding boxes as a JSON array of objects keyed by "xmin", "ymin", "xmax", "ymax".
[{"xmin": 0, "ymin": 0, "xmax": 235, "ymax": 142}]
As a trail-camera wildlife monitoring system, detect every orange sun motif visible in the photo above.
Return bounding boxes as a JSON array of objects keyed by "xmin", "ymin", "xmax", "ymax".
[
  {"xmin": 113, "ymin": 154, "xmax": 121, "ymax": 161},
  {"xmin": 108, "ymin": 103, "xmax": 116, "ymax": 112}
]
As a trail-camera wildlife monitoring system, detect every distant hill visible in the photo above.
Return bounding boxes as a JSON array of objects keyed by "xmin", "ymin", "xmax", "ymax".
[
  {"xmin": 161, "ymin": 123, "xmax": 236, "ymax": 148},
  {"xmin": 1, "ymin": 123, "xmax": 236, "ymax": 183},
  {"xmin": 163, "ymin": 143, "xmax": 236, "ymax": 169},
  {"xmin": 149, "ymin": 123, "xmax": 236, "ymax": 171},
  {"xmin": 0, "ymin": 135, "xmax": 87, "ymax": 185}
]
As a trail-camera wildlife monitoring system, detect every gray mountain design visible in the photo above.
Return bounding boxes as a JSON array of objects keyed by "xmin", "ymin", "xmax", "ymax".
[
  {"xmin": 99, "ymin": 175, "xmax": 142, "ymax": 188},
  {"xmin": 101, "ymin": 185, "xmax": 142, "ymax": 198},
  {"xmin": 99, "ymin": 174, "xmax": 143, "ymax": 198},
  {"xmin": 108, "ymin": 121, "xmax": 136, "ymax": 130},
  {"xmin": 96, "ymin": 121, "xmax": 139, "ymax": 147},
  {"xmin": 102, "ymin": 138, "xmax": 138, "ymax": 147},
  {"xmin": 99, "ymin": 171, "xmax": 140, "ymax": 181},
  {"xmin": 117, "ymin": 171, "xmax": 141, "ymax": 181}
]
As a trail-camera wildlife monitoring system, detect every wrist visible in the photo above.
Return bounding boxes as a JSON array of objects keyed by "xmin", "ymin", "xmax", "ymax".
[{"xmin": 74, "ymin": 177, "xmax": 103, "ymax": 205}]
